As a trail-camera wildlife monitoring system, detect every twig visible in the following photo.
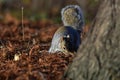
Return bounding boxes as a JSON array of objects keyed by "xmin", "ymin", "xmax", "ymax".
[
  {"xmin": 0, "ymin": 39, "xmax": 6, "ymax": 48},
  {"xmin": 21, "ymin": 6, "xmax": 25, "ymax": 40}
]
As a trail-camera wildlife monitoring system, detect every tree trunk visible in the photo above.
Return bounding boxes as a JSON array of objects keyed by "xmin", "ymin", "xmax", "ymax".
[{"xmin": 64, "ymin": 0, "xmax": 120, "ymax": 80}]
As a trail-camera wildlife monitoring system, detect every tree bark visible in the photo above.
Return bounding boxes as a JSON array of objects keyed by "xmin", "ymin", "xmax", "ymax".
[{"xmin": 64, "ymin": 0, "xmax": 120, "ymax": 80}]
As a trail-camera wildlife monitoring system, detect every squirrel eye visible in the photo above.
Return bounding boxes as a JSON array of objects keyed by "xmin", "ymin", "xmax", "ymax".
[
  {"xmin": 63, "ymin": 35, "xmax": 70, "ymax": 39},
  {"xmin": 66, "ymin": 35, "xmax": 70, "ymax": 38}
]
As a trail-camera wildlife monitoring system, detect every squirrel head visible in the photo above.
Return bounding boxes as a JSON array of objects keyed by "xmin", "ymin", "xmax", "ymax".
[{"xmin": 49, "ymin": 26, "xmax": 81, "ymax": 54}]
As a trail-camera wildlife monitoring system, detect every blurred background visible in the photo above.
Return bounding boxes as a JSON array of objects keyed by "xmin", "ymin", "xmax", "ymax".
[{"xmin": 0, "ymin": 0, "xmax": 100, "ymax": 24}]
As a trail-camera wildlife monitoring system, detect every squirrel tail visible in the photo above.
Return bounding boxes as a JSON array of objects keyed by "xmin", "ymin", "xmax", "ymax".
[{"xmin": 61, "ymin": 5, "xmax": 85, "ymax": 32}]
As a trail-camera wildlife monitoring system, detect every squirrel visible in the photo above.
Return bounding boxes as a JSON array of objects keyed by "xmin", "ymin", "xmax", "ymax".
[{"xmin": 49, "ymin": 5, "xmax": 84, "ymax": 54}]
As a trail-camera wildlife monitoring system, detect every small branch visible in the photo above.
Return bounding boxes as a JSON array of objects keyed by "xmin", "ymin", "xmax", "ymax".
[
  {"xmin": 0, "ymin": 40, "xmax": 6, "ymax": 48},
  {"xmin": 21, "ymin": 6, "xmax": 25, "ymax": 40}
]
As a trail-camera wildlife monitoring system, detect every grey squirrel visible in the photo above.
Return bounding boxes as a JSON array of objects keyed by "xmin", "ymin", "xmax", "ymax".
[{"xmin": 49, "ymin": 5, "xmax": 84, "ymax": 53}]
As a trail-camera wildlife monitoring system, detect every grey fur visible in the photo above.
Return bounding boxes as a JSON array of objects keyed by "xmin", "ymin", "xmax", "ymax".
[{"xmin": 61, "ymin": 5, "xmax": 84, "ymax": 32}]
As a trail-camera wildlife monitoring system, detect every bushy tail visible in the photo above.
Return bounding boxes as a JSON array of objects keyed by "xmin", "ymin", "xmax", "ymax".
[{"xmin": 61, "ymin": 5, "xmax": 85, "ymax": 32}]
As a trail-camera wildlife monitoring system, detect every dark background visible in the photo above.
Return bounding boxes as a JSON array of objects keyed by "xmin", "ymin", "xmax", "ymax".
[{"xmin": 0, "ymin": 0, "xmax": 100, "ymax": 24}]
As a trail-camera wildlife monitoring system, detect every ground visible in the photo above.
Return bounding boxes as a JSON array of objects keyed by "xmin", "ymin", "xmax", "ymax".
[
  {"xmin": 0, "ymin": 18, "xmax": 76, "ymax": 80},
  {"xmin": 0, "ymin": 14, "xmax": 89, "ymax": 80}
]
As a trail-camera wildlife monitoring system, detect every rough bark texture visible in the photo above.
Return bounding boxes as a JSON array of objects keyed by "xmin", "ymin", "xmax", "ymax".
[{"xmin": 64, "ymin": 0, "xmax": 120, "ymax": 80}]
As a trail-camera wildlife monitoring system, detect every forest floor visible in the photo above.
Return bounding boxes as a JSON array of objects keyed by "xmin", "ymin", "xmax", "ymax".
[{"xmin": 0, "ymin": 14, "xmax": 89, "ymax": 80}]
